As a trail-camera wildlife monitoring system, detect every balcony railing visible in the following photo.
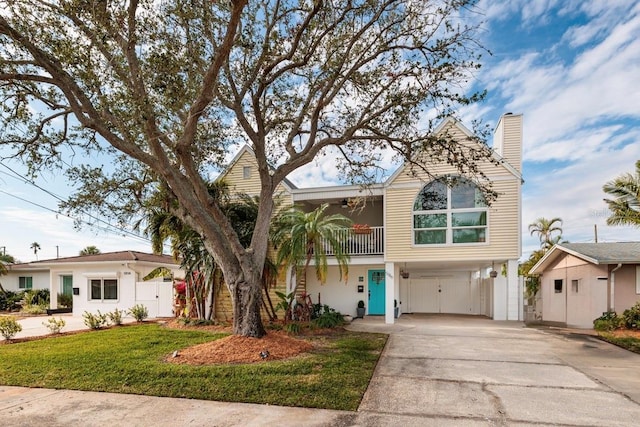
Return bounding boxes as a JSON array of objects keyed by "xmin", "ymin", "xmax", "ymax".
[{"xmin": 321, "ymin": 226, "xmax": 384, "ymax": 256}]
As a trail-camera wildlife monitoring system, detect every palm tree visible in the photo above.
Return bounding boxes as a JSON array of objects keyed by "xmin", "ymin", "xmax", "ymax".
[
  {"xmin": 272, "ymin": 203, "xmax": 352, "ymax": 295},
  {"xmin": 79, "ymin": 245, "xmax": 101, "ymax": 256},
  {"xmin": 30, "ymin": 242, "xmax": 41, "ymax": 260},
  {"xmin": 603, "ymin": 160, "xmax": 640, "ymax": 227},
  {"xmin": 528, "ymin": 217, "xmax": 563, "ymax": 250}
]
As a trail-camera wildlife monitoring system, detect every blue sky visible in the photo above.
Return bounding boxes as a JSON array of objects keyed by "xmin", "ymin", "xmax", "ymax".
[{"xmin": 1, "ymin": 0, "xmax": 640, "ymax": 262}]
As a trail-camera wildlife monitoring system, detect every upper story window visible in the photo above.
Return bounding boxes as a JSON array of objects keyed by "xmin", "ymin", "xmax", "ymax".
[
  {"xmin": 413, "ymin": 177, "xmax": 487, "ymax": 245},
  {"xmin": 243, "ymin": 166, "xmax": 251, "ymax": 179}
]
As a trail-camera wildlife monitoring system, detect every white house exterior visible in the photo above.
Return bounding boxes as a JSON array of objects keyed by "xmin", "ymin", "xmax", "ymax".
[
  {"xmin": 221, "ymin": 113, "xmax": 524, "ymax": 323},
  {"xmin": 2, "ymin": 263, "xmax": 50, "ymax": 292},
  {"xmin": 4, "ymin": 251, "xmax": 183, "ymax": 318}
]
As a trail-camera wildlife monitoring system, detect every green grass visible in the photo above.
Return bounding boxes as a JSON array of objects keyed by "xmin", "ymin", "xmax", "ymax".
[
  {"xmin": 0, "ymin": 324, "xmax": 386, "ymax": 410},
  {"xmin": 597, "ymin": 332, "xmax": 640, "ymax": 354}
]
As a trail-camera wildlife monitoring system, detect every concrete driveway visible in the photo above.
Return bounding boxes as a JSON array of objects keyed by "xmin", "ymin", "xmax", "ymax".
[{"xmin": 2, "ymin": 314, "xmax": 640, "ymax": 426}]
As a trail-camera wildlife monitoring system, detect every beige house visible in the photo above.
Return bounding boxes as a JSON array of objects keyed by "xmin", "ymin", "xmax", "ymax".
[
  {"xmin": 221, "ymin": 113, "xmax": 524, "ymax": 323},
  {"xmin": 529, "ymin": 242, "xmax": 640, "ymax": 328}
]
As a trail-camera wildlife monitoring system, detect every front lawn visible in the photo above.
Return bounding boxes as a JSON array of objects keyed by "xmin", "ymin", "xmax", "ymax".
[{"xmin": 0, "ymin": 324, "xmax": 386, "ymax": 410}]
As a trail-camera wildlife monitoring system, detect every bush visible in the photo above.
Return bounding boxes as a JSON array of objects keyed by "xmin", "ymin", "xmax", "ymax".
[
  {"xmin": 313, "ymin": 304, "xmax": 345, "ymax": 329},
  {"xmin": 284, "ymin": 322, "xmax": 301, "ymax": 335},
  {"xmin": 0, "ymin": 291, "xmax": 23, "ymax": 311},
  {"xmin": 42, "ymin": 317, "xmax": 66, "ymax": 334},
  {"xmin": 21, "ymin": 289, "xmax": 50, "ymax": 315},
  {"xmin": 83, "ymin": 311, "xmax": 108, "ymax": 329},
  {"xmin": 57, "ymin": 293, "xmax": 73, "ymax": 308},
  {"xmin": 623, "ymin": 302, "xmax": 640, "ymax": 329},
  {"xmin": 23, "ymin": 289, "xmax": 50, "ymax": 306},
  {"xmin": 593, "ymin": 311, "xmax": 623, "ymax": 331},
  {"xmin": 0, "ymin": 315, "xmax": 22, "ymax": 340},
  {"xmin": 107, "ymin": 309, "xmax": 124, "ymax": 326},
  {"xmin": 128, "ymin": 304, "xmax": 148, "ymax": 322}
]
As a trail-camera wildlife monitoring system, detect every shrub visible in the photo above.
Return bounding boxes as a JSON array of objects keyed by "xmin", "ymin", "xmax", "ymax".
[
  {"xmin": 128, "ymin": 304, "xmax": 149, "ymax": 322},
  {"xmin": 284, "ymin": 322, "xmax": 301, "ymax": 335},
  {"xmin": 0, "ymin": 291, "xmax": 23, "ymax": 311},
  {"xmin": 83, "ymin": 311, "xmax": 108, "ymax": 329},
  {"xmin": 313, "ymin": 305, "xmax": 345, "ymax": 329},
  {"xmin": 57, "ymin": 293, "xmax": 73, "ymax": 308},
  {"xmin": 623, "ymin": 302, "xmax": 640, "ymax": 329},
  {"xmin": 42, "ymin": 317, "xmax": 66, "ymax": 334},
  {"xmin": 24, "ymin": 289, "xmax": 50, "ymax": 305},
  {"xmin": 107, "ymin": 309, "xmax": 125, "ymax": 326},
  {"xmin": 593, "ymin": 311, "xmax": 623, "ymax": 331},
  {"xmin": 0, "ymin": 315, "xmax": 22, "ymax": 340},
  {"xmin": 21, "ymin": 304, "xmax": 47, "ymax": 315}
]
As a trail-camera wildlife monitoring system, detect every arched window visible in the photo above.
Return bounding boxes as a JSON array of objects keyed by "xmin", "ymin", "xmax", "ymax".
[{"xmin": 413, "ymin": 177, "xmax": 487, "ymax": 245}]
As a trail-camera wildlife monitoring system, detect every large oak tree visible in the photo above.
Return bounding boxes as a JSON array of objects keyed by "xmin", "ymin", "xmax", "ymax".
[{"xmin": 0, "ymin": 0, "xmax": 495, "ymax": 337}]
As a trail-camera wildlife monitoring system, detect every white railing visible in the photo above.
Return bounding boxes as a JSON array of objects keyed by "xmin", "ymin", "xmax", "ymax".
[{"xmin": 321, "ymin": 226, "xmax": 384, "ymax": 256}]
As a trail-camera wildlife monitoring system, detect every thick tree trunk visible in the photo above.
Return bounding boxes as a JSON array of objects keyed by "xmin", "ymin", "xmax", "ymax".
[{"xmin": 229, "ymin": 275, "xmax": 266, "ymax": 337}]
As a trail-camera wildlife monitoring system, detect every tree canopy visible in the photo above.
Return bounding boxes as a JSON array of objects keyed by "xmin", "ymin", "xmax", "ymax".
[{"xmin": 0, "ymin": 0, "xmax": 493, "ymax": 337}]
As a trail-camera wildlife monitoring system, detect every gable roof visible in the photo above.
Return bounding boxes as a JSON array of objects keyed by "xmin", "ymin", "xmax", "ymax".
[
  {"xmin": 8, "ymin": 251, "xmax": 178, "ymax": 270},
  {"xmin": 529, "ymin": 242, "xmax": 640, "ymax": 274},
  {"xmin": 218, "ymin": 145, "xmax": 297, "ymax": 191},
  {"xmin": 384, "ymin": 116, "xmax": 523, "ymax": 186}
]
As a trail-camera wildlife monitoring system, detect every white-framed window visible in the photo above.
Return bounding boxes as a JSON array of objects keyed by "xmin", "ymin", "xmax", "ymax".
[
  {"xmin": 413, "ymin": 176, "xmax": 488, "ymax": 245},
  {"xmin": 243, "ymin": 166, "xmax": 251, "ymax": 179},
  {"xmin": 18, "ymin": 276, "xmax": 33, "ymax": 289},
  {"xmin": 89, "ymin": 278, "xmax": 118, "ymax": 301}
]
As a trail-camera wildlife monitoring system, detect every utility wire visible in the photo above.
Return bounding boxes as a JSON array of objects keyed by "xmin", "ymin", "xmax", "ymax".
[{"xmin": 0, "ymin": 162, "xmax": 155, "ymax": 245}]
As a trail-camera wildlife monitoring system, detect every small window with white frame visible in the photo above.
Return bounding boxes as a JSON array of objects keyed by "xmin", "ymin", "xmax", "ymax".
[
  {"xmin": 89, "ymin": 278, "xmax": 118, "ymax": 301},
  {"xmin": 243, "ymin": 166, "xmax": 251, "ymax": 179}
]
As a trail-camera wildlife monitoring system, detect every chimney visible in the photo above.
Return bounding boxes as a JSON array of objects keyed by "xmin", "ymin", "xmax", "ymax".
[{"xmin": 493, "ymin": 113, "xmax": 522, "ymax": 173}]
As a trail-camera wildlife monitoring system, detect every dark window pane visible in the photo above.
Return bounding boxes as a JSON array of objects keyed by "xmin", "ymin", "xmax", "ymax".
[
  {"xmin": 90, "ymin": 279, "xmax": 102, "ymax": 300},
  {"xmin": 414, "ymin": 213, "xmax": 447, "ymax": 228},
  {"xmin": 453, "ymin": 228, "xmax": 486, "ymax": 243},
  {"xmin": 415, "ymin": 229, "xmax": 446, "ymax": 244},
  {"xmin": 452, "ymin": 211, "xmax": 486, "ymax": 227},
  {"xmin": 103, "ymin": 279, "xmax": 118, "ymax": 300},
  {"xmin": 414, "ymin": 181, "xmax": 447, "ymax": 210},
  {"xmin": 451, "ymin": 180, "xmax": 486, "ymax": 209}
]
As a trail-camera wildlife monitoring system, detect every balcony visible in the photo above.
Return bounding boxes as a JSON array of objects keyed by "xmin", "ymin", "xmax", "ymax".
[{"xmin": 321, "ymin": 226, "xmax": 384, "ymax": 256}]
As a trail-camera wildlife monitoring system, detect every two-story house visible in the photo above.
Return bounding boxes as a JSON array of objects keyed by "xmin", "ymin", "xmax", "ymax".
[{"xmin": 220, "ymin": 113, "xmax": 523, "ymax": 323}]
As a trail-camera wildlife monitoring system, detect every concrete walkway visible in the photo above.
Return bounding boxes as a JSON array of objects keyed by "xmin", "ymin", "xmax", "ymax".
[{"xmin": 2, "ymin": 314, "xmax": 640, "ymax": 426}]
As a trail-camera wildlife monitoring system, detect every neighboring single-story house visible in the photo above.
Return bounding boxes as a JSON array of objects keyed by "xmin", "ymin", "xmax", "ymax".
[
  {"xmin": 529, "ymin": 242, "xmax": 640, "ymax": 328},
  {"xmin": 218, "ymin": 113, "xmax": 524, "ymax": 323},
  {"xmin": 3, "ymin": 251, "xmax": 183, "ymax": 318}
]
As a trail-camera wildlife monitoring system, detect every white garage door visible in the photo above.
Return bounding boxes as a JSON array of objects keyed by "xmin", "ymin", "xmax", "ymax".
[{"xmin": 407, "ymin": 275, "xmax": 479, "ymax": 314}]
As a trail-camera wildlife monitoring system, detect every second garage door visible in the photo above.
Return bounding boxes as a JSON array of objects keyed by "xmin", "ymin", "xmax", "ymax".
[{"xmin": 406, "ymin": 275, "xmax": 479, "ymax": 314}]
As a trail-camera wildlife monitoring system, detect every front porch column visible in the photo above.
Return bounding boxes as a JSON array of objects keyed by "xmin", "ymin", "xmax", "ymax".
[
  {"xmin": 385, "ymin": 262, "xmax": 396, "ymax": 324},
  {"xmin": 49, "ymin": 271, "xmax": 57, "ymax": 309},
  {"xmin": 506, "ymin": 259, "xmax": 520, "ymax": 321}
]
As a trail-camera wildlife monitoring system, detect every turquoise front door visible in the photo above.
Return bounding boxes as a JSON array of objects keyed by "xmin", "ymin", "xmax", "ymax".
[
  {"xmin": 368, "ymin": 270, "xmax": 385, "ymax": 315},
  {"xmin": 61, "ymin": 275, "xmax": 73, "ymax": 296}
]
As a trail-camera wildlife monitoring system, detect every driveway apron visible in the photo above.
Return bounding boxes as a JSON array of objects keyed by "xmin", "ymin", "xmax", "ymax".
[{"xmin": 351, "ymin": 314, "xmax": 640, "ymax": 426}]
